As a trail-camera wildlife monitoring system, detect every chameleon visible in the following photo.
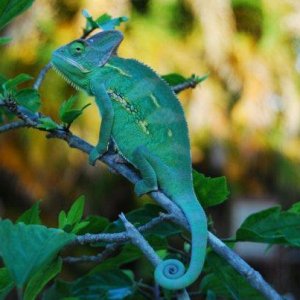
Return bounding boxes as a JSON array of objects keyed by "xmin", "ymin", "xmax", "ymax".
[{"xmin": 51, "ymin": 30, "xmax": 207, "ymax": 290}]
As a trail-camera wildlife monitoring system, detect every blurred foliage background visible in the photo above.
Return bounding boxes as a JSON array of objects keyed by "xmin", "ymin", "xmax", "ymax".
[{"xmin": 1, "ymin": 0, "xmax": 300, "ymax": 298}]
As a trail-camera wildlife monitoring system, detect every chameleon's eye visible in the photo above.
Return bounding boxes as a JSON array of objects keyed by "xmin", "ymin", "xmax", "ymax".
[{"xmin": 70, "ymin": 41, "xmax": 85, "ymax": 55}]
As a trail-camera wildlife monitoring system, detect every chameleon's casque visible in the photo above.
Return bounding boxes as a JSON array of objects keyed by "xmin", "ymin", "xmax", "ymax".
[{"xmin": 51, "ymin": 30, "xmax": 207, "ymax": 290}]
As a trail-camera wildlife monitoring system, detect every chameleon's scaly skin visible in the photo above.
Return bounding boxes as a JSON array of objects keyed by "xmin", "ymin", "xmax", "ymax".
[{"xmin": 51, "ymin": 30, "xmax": 207, "ymax": 290}]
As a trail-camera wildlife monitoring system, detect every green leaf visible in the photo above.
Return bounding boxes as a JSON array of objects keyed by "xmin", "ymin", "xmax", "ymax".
[
  {"xmin": 162, "ymin": 73, "xmax": 209, "ymax": 87},
  {"xmin": 236, "ymin": 205, "xmax": 300, "ymax": 246},
  {"xmin": 24, "ymin": 257, "xmax": 62, "ymax": 300},
  {"xmin": 201, "ymin": 252, "xmax": 264, "ymax": 300},
  {"xmin": 0, "ymin": 220, "xmax": 75, "ymax": 287},
  {"xmin": 58, "ymin": 211, "xmax": 67, "ymax": 230},
  {"xmin": 0, "ymin": 0, "xmax": 35, "ymax": 30},
  {"xmin": 193, "ymin": 170, "xmax": 229, "ymax": 207},
  {"xmin": 2, "ymin": 73, "xmax": 33, "ymax": 91},
  {"xmin": 15, "ymin": 88, "xmax": 41, "ymax": 112},
  {"xmin": 162, "ymin": 73, "xmax": 187, "ymax": 86},
  {"xmin": 96, "ymin": 13, "xmax": 128, "ymax": 31},
  {"xmin": 66, "ymin": 195, "xmax": 85, "ymax": 226},
  {"xmin": 43, "ymin": 270, "xmax": 135, "ymax": 300},
  {"xmin": 0, "ymin": 268, "xmax": 14, "ymax": 300},
  {"xmin": 58, "ymin": 95, "xmax": 90, "ymax": 125},
  {"xmin": 37, "ymin": 116, "xmax": 60, "ymax": 130},
  {"xmin": 76, "ymin": 215, "xmax": 109, "ymax": 235},
  {"xmin": 0, "ymin": 37, "xmax": 11, "ymax": 45},
  {"xmin": 17, "ymin": 202, "xmax": 41, "ymax": 225},
  {"xmin": 288, "ymin": 201, "xmax": 300, "ymax": 214},
  {"xmin": 82, "ymin": 10, "xmax": 128, "ymax": 34},
  {"xmin": 58, "ymin": 196, "xmax": 87, "ymax": 233}
]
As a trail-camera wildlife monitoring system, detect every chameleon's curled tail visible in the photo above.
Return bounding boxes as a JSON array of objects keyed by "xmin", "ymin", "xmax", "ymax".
[{"xmin": 154, "ymin": 192, "xmax": 207, "ymax": 290}]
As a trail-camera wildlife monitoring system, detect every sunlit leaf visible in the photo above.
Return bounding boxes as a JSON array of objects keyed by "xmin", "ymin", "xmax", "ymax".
[
  {"xmin": 0, "ymin": 220, "xmax": 75, "ymax": 287},
  {"xmin": 37, "ymin": 117, "xmax": 60, "ymax": 130},
  {"xmin": 193, "ymin": 170, "xmax": 229, "ymax": 207},
  {"xmin": 82, "ymin": 10, "xmax": 128, "ymax": 34},
  {"xmin": 96, "ymin": 13, "xmax": 128, "ymax": 31},
  {"xmin": 58, "ymin": 95, "xmax": 90, "ymax": 125},
  {"xmin": 0, "ymin": 0, "xmax": 35, "ymax": 30},
  {"xmin": 162, "ymin": 73, "xmax": 208, "ymax": 87}
]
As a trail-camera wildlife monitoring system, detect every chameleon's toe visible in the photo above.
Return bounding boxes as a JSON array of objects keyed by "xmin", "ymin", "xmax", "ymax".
[
  {"xmin": 134, "ymin": 180, "xmax": 157, "ymax": 197},
  {"xmin": 88, "ymin": 148, "xmax": 101, "ymax": 166}
]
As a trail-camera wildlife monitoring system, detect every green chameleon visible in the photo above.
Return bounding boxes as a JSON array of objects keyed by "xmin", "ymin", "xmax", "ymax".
[{"xmin": 51, "ymin": 30, "xmax": 207, "ymax": 290}]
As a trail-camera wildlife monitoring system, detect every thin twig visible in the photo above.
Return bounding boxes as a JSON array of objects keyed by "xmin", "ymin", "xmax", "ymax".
[
  {"xmin": 33, "ymin": 63, "xmax": 52, "ymax": 90},
  {"xmin": 75, "ymin": 213, "xmax": 171, "ymax": 245},
  {"xmin": 63, "ymin": 243, "xmax": 120, "ymax": 264},
  {"xmin": 0, "ymin": 120, "xmax": 27, "ymax": 133}
]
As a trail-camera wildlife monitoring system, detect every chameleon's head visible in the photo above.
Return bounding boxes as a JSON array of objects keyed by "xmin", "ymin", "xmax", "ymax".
[{"xmin": 51, "ymin": 30, "xmax": 123, "ymax": 89}]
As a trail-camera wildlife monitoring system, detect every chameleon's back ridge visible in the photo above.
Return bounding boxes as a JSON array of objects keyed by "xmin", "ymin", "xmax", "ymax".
[{"xmin": 51, "ymin": 29, "xmax": 207, "ymax": 290}]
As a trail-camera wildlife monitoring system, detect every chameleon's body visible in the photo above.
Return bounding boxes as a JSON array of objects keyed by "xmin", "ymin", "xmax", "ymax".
[{"xmin": 51, "ymin": 30, "xmax": 207, "ymax": 290}]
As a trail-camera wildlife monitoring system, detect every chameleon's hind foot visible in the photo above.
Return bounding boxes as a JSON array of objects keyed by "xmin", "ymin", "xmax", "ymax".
[
  {"xmin": 88, "ymin": 147, "xmax": 105, "ymax": 166},
  {"xmin": 134, "ymin": 180, "xmax": 157, "ymax": 197}
]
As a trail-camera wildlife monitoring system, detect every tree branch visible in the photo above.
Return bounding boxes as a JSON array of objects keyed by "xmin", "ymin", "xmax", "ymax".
[
  {"xmin": 0, "ymin": 120, "xmax": 27, "ymax": 133},
  {"xmin": 0, "ymin": 74, "xmax": 284, "ymax": 300},
  {"xmin": 33, "ymin": 63, "xmax": 52, "ymax": 90}
]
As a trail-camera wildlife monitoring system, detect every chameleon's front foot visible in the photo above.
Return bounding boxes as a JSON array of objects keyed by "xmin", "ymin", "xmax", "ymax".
[{"xmin": 88, "ymin": 146, "xmax": 107, "ymax": 166}]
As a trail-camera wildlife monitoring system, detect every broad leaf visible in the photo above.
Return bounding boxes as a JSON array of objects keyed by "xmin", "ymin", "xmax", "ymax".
[
  {"xmin": 0, "ymin": 268, "xmax": 14, "ymax": 300},
  {"xmin": 201, "ymin": 252, "xmax": 264, "ymax": 300},
  {"xmin": 24, "ymin": 257, "xmax": 62, "ymax": 300},
  {"xmin": 58, "ymin": 95, "xmax": 90, "ymax": 125},
  {"xmin": 43, "ymin": 270, "xmax": 136, "ymax": 300},
  {"xmin": 236, "ymin": 205, "xmax": 300, "ymax": 246},
  {"xmin": 193, "ymin": 170, "xmax": 229, "ymax": 207},
  {"xmin": 17, "ymin": 202, "xmax": 41, "ymax": 225},
  {"xmin": 0, "ymin": 0, "xmax": 35, "ymax": 30},
  {"xmin": 15, "ymin": 88, "xmax": 41, "ymax": 112},
  {"xmin": 0, "ymin": 220, "xmax": 75, "ymax": 287},
  {"xmin": 2, "ymin": 73, "xmax": 32, "ymax": 91}
]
